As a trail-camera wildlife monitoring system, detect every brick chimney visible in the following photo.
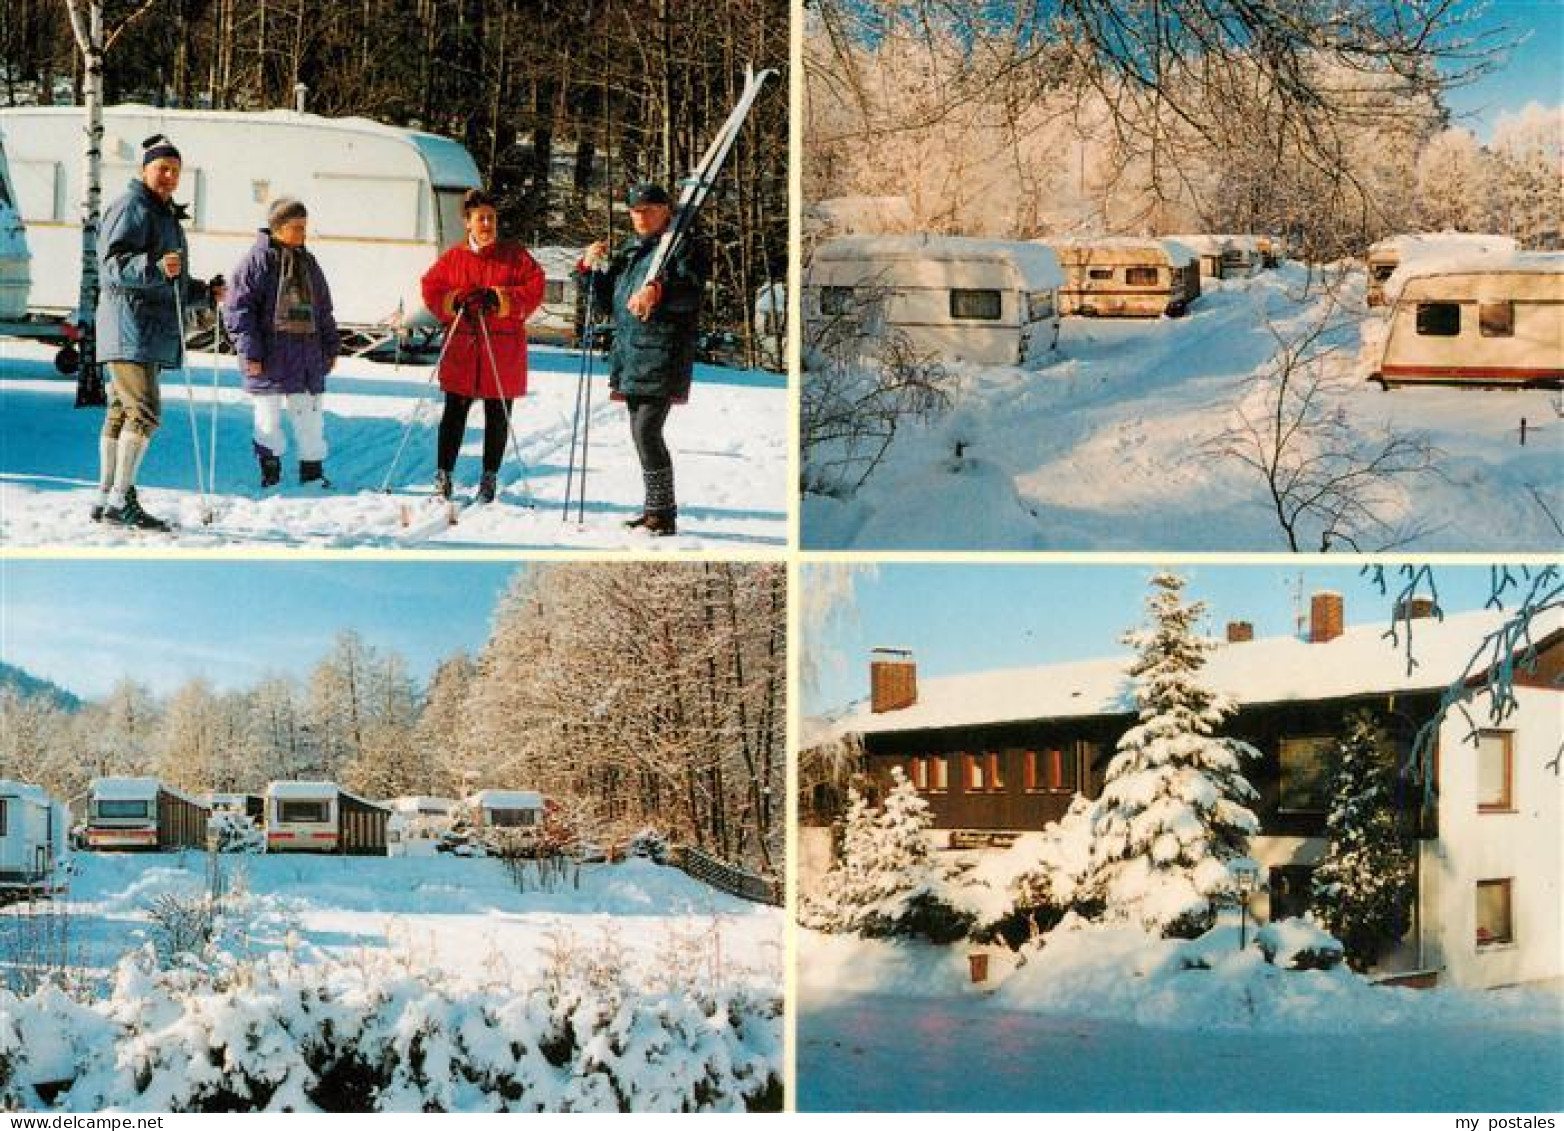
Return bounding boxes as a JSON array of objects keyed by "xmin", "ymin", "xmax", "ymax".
[
  {"xmin": 1226, "ymin": 621, "xmax": 1254, "ymax": 643},
  {"xmin": 1309, "ymin": 591, "xmax": 1344, "ymax": 643},
  {"xmin": 1394, "ymin": 596, "xmax": 1440, "ymax": 621},
  {"xmin": 870, "ymin": 647, "xmax": 917, "ymax": 713}
]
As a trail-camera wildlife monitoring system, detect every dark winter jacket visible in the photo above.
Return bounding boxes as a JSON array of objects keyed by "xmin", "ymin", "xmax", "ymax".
[
  {"xmin": 95, "ymin": 179, "xmax": 215, "ymax": 368},
  {"xmin": 224, "ymin": 230, "xmax": 341, "ymax": 396},
  {"xmin": 584, "ymin": 225, "xmax": 710, "ymax": 402},
  {"xmin": 420, "ymin": 240, "xmax": 546, "ymax": 399}
]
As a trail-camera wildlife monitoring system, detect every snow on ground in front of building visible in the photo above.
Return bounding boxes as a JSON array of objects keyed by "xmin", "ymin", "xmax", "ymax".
[
  {"xmin": 47, "ymin": 851, "xmax": 781, "ymax": 995},
  {"xmin": 796, "ymin": 926, "xmax": 1564, "ymax": 1111},
  {"xmin": 0, "ymin": 342, "xmax": 786, "ymax": 549},
  {"xmin": 803, "ymin": 265, "xmax": 1562, "ymax": 550}
]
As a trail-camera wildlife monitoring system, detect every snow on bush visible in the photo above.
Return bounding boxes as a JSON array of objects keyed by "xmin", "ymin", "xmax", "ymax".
[
  {"xmin": 0, "ymin": 943, "xmax": 780, "ymax": 1113},
  {"xmin": 1255, "ymin": 917, "xmax": 1345, "ymax": 971},
  {"xmin": 1087, "ymin": 572, "xmax": 1261, "ymax": 938},
  {"xmin": 966, "ymin": 795, "xmax": 1098, "ymax": 946},
  {"xmin": 800, "ymin": 770, "xmax": 973, "ymax": 944},
  {"xmin": 207, "ymin": 814, "xmax": 265, "ymax": 854}
]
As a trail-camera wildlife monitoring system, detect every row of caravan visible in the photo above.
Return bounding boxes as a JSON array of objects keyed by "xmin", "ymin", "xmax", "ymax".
[
  {"xmin": 0, "ymin": 780, "xmax": 70, "ymax": 898},
  {"xmin": 803, "ymin": 232, "xmax": 1281, "ymax": 367}
]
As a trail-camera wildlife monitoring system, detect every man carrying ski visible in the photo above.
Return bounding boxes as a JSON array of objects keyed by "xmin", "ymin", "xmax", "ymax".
[
  {"xmin": 92, "ymin": 133, "xmax": 225, "ymax": 531},
  {"xmin": 581, "ymin": 182, "xmax": 710, "ymax": 536}
]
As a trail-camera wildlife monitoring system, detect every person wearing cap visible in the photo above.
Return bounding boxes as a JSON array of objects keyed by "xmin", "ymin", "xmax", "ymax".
[
  {"xmin": 419, "ymin": 188, "xmax": 546, "ymax": 504},
  {"xmin": 580, "ymin": 181, "xmax": 710, "ymax": 536},
  {"xmin": 223, "ymin": 197, "xmax": 341, "ymax": 489},
  {"xmin": 92, "ymin": 133, "xmax": 226, "ymax": 531}
]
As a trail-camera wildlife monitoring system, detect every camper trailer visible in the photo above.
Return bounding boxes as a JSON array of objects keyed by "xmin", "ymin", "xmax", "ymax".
[
  {"xmin": 804, "ymin": 235, "xmax": 1064, "ymax": 366},
  {"xmin": 0, "ymin": 781, "xmax": 69, "ymax": 897},
  {"xmin": 466, "ymin": 790, "xmax": 546, "ymax": 830},
  {"xmin": 1161, "ymin": 234, "xmax": 1234, "ymax": 279},
  {"xmin": 1370, "ymin": 253, "xmax": 1564, "ymax": 389},
  {"xmin": 1365, "ymin": 233, "xmax": 1519, "ymax": 308},
  {"xmin": 0, "ymin": 132, "xmax": 30, "ymax": 323},
  {"xmin": 85, "ymin": 777, "xmax": 209, "ymax": 850},
  {"xmin": 385, "ymin": 795, "xmax": 458, "ymax": 857},
  {"xmin": 265, "ymin": 781, "xmax": 389, "ymax": 855},
  {"xmin": 1045, "ymin": 237, "xmax": 1201, "ymax": 318},
  {"xmin": 528, "ymin": 246, "xmax": 586, "ymax": 346},
  {"xmin": 0, "ymin": 104, "xmax": 482, "ymax": 345}
]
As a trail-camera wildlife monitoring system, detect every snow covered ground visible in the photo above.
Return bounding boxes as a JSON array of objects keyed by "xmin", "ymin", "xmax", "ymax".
[
  {"xmin": 796, "ymin": 928, "xmax": 1564, "ymax": 1111},
  {"xmin": 803, "ymin": 265, "xmax": 1563, "ymax": 550},
  {"xmin": 22, "ymin": 850, "xmax": 781, "ymax": 994},
  {"xmin": 0, "ymin": 341, "xmax": 787, "ymax": 549}
]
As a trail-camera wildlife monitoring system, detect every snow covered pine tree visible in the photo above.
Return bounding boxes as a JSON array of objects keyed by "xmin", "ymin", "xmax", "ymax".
[
  {"xmin": 1309, "ymin": 711, "xmax": 1414, "ymax": 971},
  {"xmin": 1088, "ymin": 572, "xmax": 1261, "ymax": 938}
]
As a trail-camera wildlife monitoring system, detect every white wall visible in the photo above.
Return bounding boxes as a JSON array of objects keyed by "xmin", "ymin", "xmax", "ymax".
[{"xmin": 1428, "ymin": 685, "xmax": 1563, "ymax": 988}]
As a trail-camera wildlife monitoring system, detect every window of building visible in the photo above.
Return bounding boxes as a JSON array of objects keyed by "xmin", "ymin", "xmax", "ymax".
[
  {"xmin": 1088, "ymin": 267, "xmax": 1115, "ymax": 280},
  {"xmin": 1279, "ymin": 735, "xmax": 1336, "ymax": 812},
  {"xmin": 819, "ymin": 286, "xmax": 855, "ymax": 316},
  {"xmin": 1478, "ymin": 301, "xmax": 1514, "ymax": 338},
  {"xmin": 908, "ymin": 756, "xmax": 928, "ymax": 791},
  {"xmin": 1476, "ymin": 879, "xmax": 1513, "ymax": 947},
  {"xmin": 280, "ymin": 800, "xmax": 330, "ymax": 824},
  {"xmin": 96, "ymin": 799, "xmax": 150, "ymax": 820},
  {"xmin": 1268, "ymin": 865, "xmax": 1315, "ymax": 921},
  {"xmin": 1124, "ymin": 266, "xmax": 1160, "ymax": 286},
  {"xmin": 1476, "ymin": 730, "xmax": 1513, "ymax": 812},
  {"xmin": 1415, "ymin": 302, "xmax": 1461, "ymax": 336},
  {"xmin": 1024, "ymin": 746, "xmax": 1079, "ymax": 792},
  {"xmin": 986, "ymin": 751, "xmax": 1005, "ymax": 791},
  {"xmin": 963, "ymin": 752, "xmax": 987, "ymax": 791},
  {"xmin": 490, "ymin": 808, "xmax": 537, "ymax": 828},
  {"xmin": 950, "ymin": 288, "xmax": 1002, "ymax": 321},
  {"xmin": 929, "ymin": 755, "xmax": 949, "ymax": 792}
]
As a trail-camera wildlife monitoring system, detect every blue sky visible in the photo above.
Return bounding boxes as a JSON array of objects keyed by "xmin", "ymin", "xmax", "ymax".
[
  {"xmin": 805, "ymin": 563, "xmax": 1518, "ymax": 715},
  {"xmin": 1445, "ymin": 0, "xmax": 1564, "ymax": 137},
  {"xmin": 0, "ymin": 561, "xmax": 520, "ymax": 700}
]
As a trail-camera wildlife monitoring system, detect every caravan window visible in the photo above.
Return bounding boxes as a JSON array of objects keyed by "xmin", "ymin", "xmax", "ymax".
[
  {"xmin": 1088, "ymin": 268, "xmax": 1115, "ymax": 281},
  {"xmin": 97, "ymin": 799, "xmax": 149, "ymax": 820},
  {"xmin": 819, "ymin": 286, "xmax": 856, "ymax": 316},
  {"xmin": 433, "ymin": 188, "xmax": 470, "ymax": 247},
  {"xmin": 1125, "ymin": 267, "xmax": 1159, "ymax": 286},
  {"xmin": 1479, "ymin": 302, "xmax": 1514, "ymax": 338},
  {"xmin": 950, "ymin": 289, "xmax": 1001, "ymax": 320},
  {"xmin": 489, "ymin": 808, "xmax": 537, "ymax": 828},
  {"xmin": 280, "ymin": 800, "xmax": 329, "ymax": 824},
  {"xmin": 543, "ymin": 279, "xmax": 566, "ymax": 304},
  {"xmin": 1416, "ymin": 303, "xmax": 1460, "ymax": 336},
  {"xmin": 0, "ymin": 799, "xmax": 7, "ymax": 835}
]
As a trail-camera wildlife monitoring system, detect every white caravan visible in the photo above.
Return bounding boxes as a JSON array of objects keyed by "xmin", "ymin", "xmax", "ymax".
[
  {"xmin": 0, "ymin": 781, "xmax": 69, "ymax": 897},
  {"xmin": 1045, "ymin": 236, "xmax": 1201, "ymax": 318},
  {"xmin": 804, "ymin": 235, "xmax": 1065, "ymax": 366},
  {"xmin": 0, "ymin": 130, "xmax": 31, "ymax": 321},
  {"xmin": 0, "ymin": 104, "xmax": 482, "ymax": 345},
  {"xmin": 1365, "ymin": 233, "xmax": 1519, "ymax": 308}
]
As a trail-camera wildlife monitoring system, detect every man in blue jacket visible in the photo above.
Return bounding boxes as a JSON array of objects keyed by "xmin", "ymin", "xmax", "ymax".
[
  {"xmin": 582, "ymin": 182, "xmax": 710, "ymax": 536},
  {"xmin": 92, "ymin": 134, "xmax": 225, "ymax": 531}
]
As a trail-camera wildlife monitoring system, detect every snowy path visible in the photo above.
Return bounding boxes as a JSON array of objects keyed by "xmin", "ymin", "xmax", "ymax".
[
  {"xmin": 803, "ymin": 266, "xmax": 1563, "ymax": 550},
  {"xmin": 0, "ymin": 341, "xmax": 787, "ymax": 549},
  {"xmin": 799, "ymin": 993, "xmax": 1564, "ymax": 1111}
]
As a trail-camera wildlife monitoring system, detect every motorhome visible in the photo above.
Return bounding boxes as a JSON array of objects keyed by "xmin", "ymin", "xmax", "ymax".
[
  {"xmin": 85, "ymin": 777, "xmax": 209, "ymax": 850},
  {"xmin": 1365, "ymin": 233, "xmax": 1519, "ymax": 308},
  {"xmin": 0, "ymin": 781, "xmax": 69, "ymax": 897},
  {"xmin": 265, "ymin": 781, "xmax": 389, "ymax": 854},
  {"xmin": 1370, "ymin": 253, "xmax": 1564, "ymax": 389},
  {"xmin": 1045, "ymin": 236, "xmax": 1201, "ymax": 318},
  {"xmin": 804, "ymin": 234, "xmax": 1065, "ymax": 366},
  {"xmin": 0, "ymin": 104, "xmax": 482, "ymax": 345}
]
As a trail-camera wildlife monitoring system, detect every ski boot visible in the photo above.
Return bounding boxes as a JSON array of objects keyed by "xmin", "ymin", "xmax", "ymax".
[
  {"xmin": 260, "ymin": 453, "xmax": 283, "ymax": 488},
  {"xmin": 628, "ymin": 511, "xmax": 677, "ymax": 537},
  {"xmin": 299, "ymin": 460, "xmax": 331, "ymax": 489},
  {"xmin": 476, "ymin": 472, "xmax": 498, "ymax": 505},
  {"xmin": 105, "ymin": 490, "xmax": 172, "ymax": 532},
  {"xmin": 433, "ymin": 469, "xmax": 453, "ymax": 500},
  {"xmin": 93, "ymin": 485, "xmax": 139, "ymax": 523}
]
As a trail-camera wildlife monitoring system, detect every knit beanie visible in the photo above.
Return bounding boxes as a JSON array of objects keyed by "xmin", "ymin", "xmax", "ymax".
[
  {"xmin": 267, "ymin": 197, "xmax": 308, "ymax": 230},
  {"xmin": 141, "ymin": 134, "xmax": 181, "ymax": 166}
]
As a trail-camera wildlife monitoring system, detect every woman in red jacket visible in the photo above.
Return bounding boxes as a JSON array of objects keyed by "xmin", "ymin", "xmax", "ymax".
[{"xmin": 420, "ymin": 189, "xmax": 546, "ymax": 503}]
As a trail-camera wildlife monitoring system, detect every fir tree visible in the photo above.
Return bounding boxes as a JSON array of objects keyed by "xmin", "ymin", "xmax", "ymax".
[
  {"xmin": 1309, "ymin": 712, "xmax": 1415, "ymax": 971},
  {"xmin": 1088, "ymin": 572, "xmax": 1261, "ymax": 938}
]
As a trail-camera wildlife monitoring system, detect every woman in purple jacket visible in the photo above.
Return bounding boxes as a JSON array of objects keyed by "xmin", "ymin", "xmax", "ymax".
[{"xmin": 224, "ymin": 198, "xmax": 340, "ymax": 488}]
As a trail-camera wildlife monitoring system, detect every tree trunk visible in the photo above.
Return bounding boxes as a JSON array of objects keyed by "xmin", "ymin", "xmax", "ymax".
[{"xmin": 64, "ymin": 0, "xmax": 105, "ymax": 407}]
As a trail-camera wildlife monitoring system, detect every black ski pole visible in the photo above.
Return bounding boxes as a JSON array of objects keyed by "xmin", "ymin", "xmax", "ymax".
[
  {"xmin": 562, "ymin": 280, "xmax": 598, "ymax": 521},
  {"xmin": 380, "ymin": 305, "xmax": 465, "ymax": 494}
]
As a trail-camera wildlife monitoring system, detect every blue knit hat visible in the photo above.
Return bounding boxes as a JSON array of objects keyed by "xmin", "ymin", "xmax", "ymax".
[{"xmin": 141, "ymin": 134, "xmax": 182, "ymax": 166}]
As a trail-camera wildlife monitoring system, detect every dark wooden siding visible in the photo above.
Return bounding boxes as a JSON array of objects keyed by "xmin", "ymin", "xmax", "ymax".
[
  {"xmin": 157, "ymin": 789, "xmax": 211, "ymax": 850},
  {"xmin": 338, "ymin": 792, "xmax": 389, "ymax": 855}
]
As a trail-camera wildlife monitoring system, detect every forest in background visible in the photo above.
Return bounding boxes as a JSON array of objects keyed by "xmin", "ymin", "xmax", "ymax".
[
  {"xmin": 0, "ymin": 0, "xmax": 788, "ymax": 355},
  {"xmin": 0, "ymin": 562, "xmax": 786, "ymax": 873}
]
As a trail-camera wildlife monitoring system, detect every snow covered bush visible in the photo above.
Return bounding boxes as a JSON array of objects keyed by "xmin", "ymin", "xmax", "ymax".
[
  {"xmin": 208, "ymin": 813, "xmax": 265, "ymax": 854},
  {"xmin": 801, "ymin": 770, "xmax": 973, "ymax": 944},
  {"xmin": 975, "ymin": 795, "xmax": 1099, "ymax": 947},
  {"xmin": 1309, "ymin": 712, "xmax": 1415, "ymax": 971},
  {"xmin": 1255, "ymin": 917, "xmax": 1345, "ymax": 972},
  {"xmin": 1087, "ymin": 572, "xmax": 1261, "ymax": 939}
]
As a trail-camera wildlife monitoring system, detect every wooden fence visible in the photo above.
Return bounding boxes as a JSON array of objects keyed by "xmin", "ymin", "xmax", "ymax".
[{"xmin": 669, "ymin": 844, "xmax": 783, "ymax": 906}]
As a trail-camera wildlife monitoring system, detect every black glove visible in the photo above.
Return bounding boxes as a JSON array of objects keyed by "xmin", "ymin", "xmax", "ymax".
[
  {"xmin": 207, "ymin": 273, "xmax": 226, "ymax": 294},
  {"xmin": 461, "ymin": 287, "xmax": 500, "ymax": 315}
]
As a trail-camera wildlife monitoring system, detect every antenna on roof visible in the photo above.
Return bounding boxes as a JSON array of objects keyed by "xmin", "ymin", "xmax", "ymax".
[{"xmin": 1289, "ymin": 572, "xmax": 1306, "ymax": 639}]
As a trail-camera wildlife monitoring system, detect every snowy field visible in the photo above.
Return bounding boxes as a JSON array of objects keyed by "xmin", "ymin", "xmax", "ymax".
[
  {"xmin": 0, "ymin": 341, "xmax": 787, "ymax": 549},
  {"xmin": 803, "ymin": 265, "xmax": 1563, "ymax": 550},
  {"xmin": 796, "ymin": 929, "xmax": 1564, "ymax": 1112}
]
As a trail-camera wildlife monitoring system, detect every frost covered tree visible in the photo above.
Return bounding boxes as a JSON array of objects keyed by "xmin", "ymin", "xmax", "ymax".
[
  {"xmin": 1088, "ymin": 572, "xmax": 1261, "ymax": 938},
  {"xmin": 801, "ymin": 768, "xmax": 972, "ymax": 943},
  {"xmin": 1308, "ymin": 712, "xmax": 1414, "ymax": 971},
  {"xmin": 1416, "ymin": 127, "xmax": 1493, "ymax": 233}
]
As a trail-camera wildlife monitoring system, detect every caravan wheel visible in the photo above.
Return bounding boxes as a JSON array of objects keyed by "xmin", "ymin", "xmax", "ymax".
[{"xmin": 54, "ymin": 344, "xmax": 80, "ymax": 375}]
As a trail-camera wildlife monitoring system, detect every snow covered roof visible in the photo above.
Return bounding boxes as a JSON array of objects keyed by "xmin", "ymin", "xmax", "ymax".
[
  {"xmin": 1043, "ymin": 236, "xmax": 1194, "ymax": 268},
  {"xmin": 266, "ymin": 780, "xmax": 340, "ymax": 800},
  {"xmin": 90, "ymin": 777, "xmax": 162, "ymax": 801},
  {"xmin": 1368, "ymin": 232, "xmax": 1519, "ymax": 262},
  {"xmin": 824, "ymin": 607, "xmax": 1563, "ymax": 740},
  {"xmin": 0, "ymin": 780, "xmax": 52, "ymax": 803},
  {"xmin": 1390, "ymin": 252, "xmax": 1564, "ymax": 303},
  {"xmin": 390, "ymin": 795, "xmax": 457, "ymax": 814},
  {"xmin": 1160, "ymin": 234, "xmax": 1235, "ymax": 256},
  {"xmin": 468, "ymin": 790, "xmax": 545, "ymax": 810},
  {"xmin": 811, "ymin": 235, "xmax": 1065, "ymax": 291}
]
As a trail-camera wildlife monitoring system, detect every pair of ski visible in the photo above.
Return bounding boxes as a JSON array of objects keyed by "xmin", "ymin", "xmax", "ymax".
[{"xmin": 559, "ymin": 62, "xmax": 776, "ymax": 527}]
